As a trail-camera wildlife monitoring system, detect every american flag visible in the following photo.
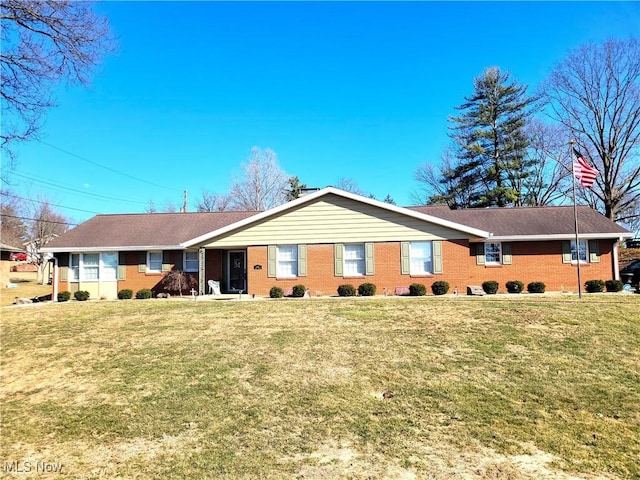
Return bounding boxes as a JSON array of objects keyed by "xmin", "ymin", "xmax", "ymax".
[{"xmin": 572, "ymin": 148, "xmax": 599, "ymax": 188}]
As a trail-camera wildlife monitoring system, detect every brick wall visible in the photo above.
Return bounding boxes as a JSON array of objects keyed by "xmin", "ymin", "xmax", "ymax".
[
  {"xmin": 53, "ymin": 240, "xmax": 619, "ymax": 299},
  {"xmin": 246, "ymin": 239, "xmax": 617, "ymax": 297},
  {"xmin": 54, "ymin": 250, "xmax": 224, "ymax": 297},
  {"xmin": 247, "ymin": 241, "xmax": 473, "ymax": 297},
  {"xmin": 468, "ymin": 240, "xmax": 615, "ymax": 293}
]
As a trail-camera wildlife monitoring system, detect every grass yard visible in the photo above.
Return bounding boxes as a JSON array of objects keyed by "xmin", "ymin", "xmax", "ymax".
[
  {"xmin": 1, "ymin": 270, "xmax": 51, "ymax": 307},
  {"xmin": 1, "ymin": 295, "xmax": 639, "ymax": 479}
]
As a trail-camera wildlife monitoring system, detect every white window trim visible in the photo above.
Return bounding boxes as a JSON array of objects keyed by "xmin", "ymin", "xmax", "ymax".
[
  {"xmin": 74, "ymin": 252, "xmax": 118, "ymax": 282},
  {"xmin": 343, "ymin": 244, "xmax": 365, "ymax": 277},
  {"xmin": 276, "ymin": 245, "xmax": 298, "ymax": 278},
  {"xmin": 484, "ymin": 242, "xmax": 502, "ymax": 266},
  {"xmin": 410, "ymin": 241, "xmax": 433, "ymax": 275},
  {"xmin": 147, "ymin": 251, "xmax": 162, "ymax": 273},
  {"xmin": 571, "ymin": 240, "xmax": 589, "ymax": 264},
  {"xmin": 70, "ymin": 253, "xmax": 80, "ymax": 282},
  {"xmin": 183, "ymin": 251, "xmax": 199, "ymax": 272}
]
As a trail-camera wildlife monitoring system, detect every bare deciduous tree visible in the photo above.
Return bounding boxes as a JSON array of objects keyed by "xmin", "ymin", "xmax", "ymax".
[
  {"xmin": 541, "ymin": 37, "xmax": 640, "ymax": 222},
  {"xmin": 196, "ymin": 191, "xmax": 233, "ymax": 212},
  {"xmin": 521, "ymin": 120, "xmax": 573, "ymax": 206},
  {"xmin": 228, "ymin": 147, "xmax": 289, "ymax": 211},
  {"xmin": 1, "ymin": 0, "xmax": 114, "ymax": 164},
  {"xmin": 0, "ymin": 190, "xmax": 27, "ymax": 247},
  {"xmin": 334, "ymin": 178, "xmax": 365, "ymax": 196},
  {"xmin": 24, "ymin": 199, "xmax": 70, "ymax": 283},
  {"xmin": 412, "ymin": 148, "xmax": 483, "ymax": 208}
]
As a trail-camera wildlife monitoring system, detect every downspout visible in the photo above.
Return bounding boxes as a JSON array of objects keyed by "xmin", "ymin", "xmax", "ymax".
[
  {"xmin": 613, "ymin": 239, "xmax": 620, "ymax": 281},
  {"xmin": 50, "ymin": 256, "xmax": 59, "ymax": 302}
]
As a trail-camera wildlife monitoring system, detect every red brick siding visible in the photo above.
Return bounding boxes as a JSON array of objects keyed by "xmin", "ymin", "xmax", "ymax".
[
  {"xmin": 468, "ymin": 240, "xmax": 615, "ymax": 293},
  {"xmin": 53, "ymin": 240, "xmax": 618, "ymax": 298},
  {"xmin": 246, "ymin": 239, "xmax": 617, "ymax": 296},
  {"xmin": 54, "ymin": 250, "xmax": 224, "ymax": 296},
  {"xmin": 247, "ymin": 241, "xmax": 472, "ymax": 297}
]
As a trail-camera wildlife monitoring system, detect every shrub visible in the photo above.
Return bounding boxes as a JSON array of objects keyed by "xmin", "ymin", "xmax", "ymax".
[
  {"xmin": 505, "ymin": 280, "xmax": 524, "ymax": 294},
  {"xmin": 431, "ymin": 281, "xmax": 449, "ymax": 295},
  {"xmin": 57, "ymin": 291, "xmax": 71, "ymax": 302},
  {"xmin": 135, "ymin": 288, "xmax": 153, "ymax": 299},
  {"xmin": 358, "ymin": 282, "xmax": 377, "ymax": 296},
  {"xmin": 409, "ymin": 283, "xmax": 426, "ymax": 296},
  {"xmin": 527, "ymin": 282, "xmax": 546, "ymax": 294},
  {"xmin": 292, "ymin": 284, "xmax": 307, "ymax": 298},
  {"xmin": 269, "ymin": 286, "xmax": 284, "ymax": 298},
  {"xmin": 74, "ymin": 290, "xmax": 90, "ymax": 301},
  {"xmin": 605, "ymin": 279, "xmax": 624, "ymax": 293},
  {"xmin": 482, "ymin": 280, "xmax": 499, "ymax": 295},
  {"xmin": 585, "ymin": 279, "xmax": 605, "ymax": 293},
  {"xmin": 118, "ymin": 289, "xmax": 133, "ymax": 299},
  {"xmin": 337, "ymin": 284, "xmax": 356, "ymax": 297}
]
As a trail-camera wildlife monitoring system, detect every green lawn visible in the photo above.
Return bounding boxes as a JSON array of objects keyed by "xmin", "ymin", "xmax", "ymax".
[{"xmin": 1, "ymin": 295, "xmax": 639, "ymax": 479}]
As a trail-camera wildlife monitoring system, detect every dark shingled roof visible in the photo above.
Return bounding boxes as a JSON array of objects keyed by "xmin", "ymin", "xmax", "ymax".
[
  {"xmin": 44, "ymin": 211, "xmax": 260, "ymax": 250},
  {"xmin": 43, "ymin": 196, "xmax": 630, "ymax": 252},
  {"xmin": 407, "ymin": 205, "xmax": 630, "ymax": 237}
]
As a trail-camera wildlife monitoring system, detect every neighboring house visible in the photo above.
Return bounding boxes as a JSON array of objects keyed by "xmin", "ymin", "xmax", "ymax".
[
  {"xmin": 1, "ymin": 243, "xmax": 24, "ymax": 262},
  {"xmin": 41, "ymin": 187, "xmax": 632, "ymax": 300},
  {"xmin": 1, "ymin": 243, "xmax": 24, "ymax": 288}
]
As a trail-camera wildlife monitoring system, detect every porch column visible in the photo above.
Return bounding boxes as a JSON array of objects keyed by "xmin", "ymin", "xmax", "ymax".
[{"xmin": 198, "ymin": 247, "xmax": 206, "ymax": 295}]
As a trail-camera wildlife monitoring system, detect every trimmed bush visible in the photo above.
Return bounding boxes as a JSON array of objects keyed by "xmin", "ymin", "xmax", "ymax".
[
  {"xmin": 527, "ymin": 282, "xmax": 546, "ymax": 294},
  {"xmin": 269, "ymin": 286, "xmax": 284, "ymax": 298},
  {"xmin": 605, "ymin": 279, "xmax": 624, "ymax": 293},
  {"xmin": 482, "ymin": 281, "xmax": 499, "ymax": 295},
  {"xmin": 431, "ymin": 281, "xmax": 450, "ymax": 296},
  {"xmin": 358, "ymin": 282, "xmax": 377, "ymax": 296},
  {"xmin": 409, "ymin": 283, "xmax": 426, "ymax": 296},
  {"xmin": 292, "ymin": 284, "xmax": 307, "ymax": 298},
  {"xmin": 505, "ymin": 280, "xmax": 524, "ymax": 294},
  {"xmin": 118, "ymin": 289, "xmax": 133, "ymax": 299},
  {"xmin": 585, "ymin": 279, "xmax": 605, "ymax": 293},
  {"xmin": 135, "ymin": 288, "xmax": 153, "ymax": 299},
  {"xmin": 57, "ymin": 291, "xmax": 71, "ymax": 302},
  {"xmin": 74, "ymin": 290, "xmax": 90, "ymax": 301},
  {"xmin": 337, "ymin": 284, "xmax": 356, "ymax": 297}
]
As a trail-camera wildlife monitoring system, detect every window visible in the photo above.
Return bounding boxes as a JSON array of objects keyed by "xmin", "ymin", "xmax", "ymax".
[
  {"xmin": 344, "ymin": 244, "xmax": 365, "ymax": 276},
  {"xmin": 184, "ymin": 251, "xmax": 198, "ymax": 272},
  {"xmin": 484, "ymin": 242, "xmax": 502, "ymax": 265},
  {"xmin": 70, "ymin": 254, "xmax": 80, "ymax": 281},
  {"xmin": 102, "ymin": 253, "xmax": 118, "ymax": 281},
  {"xmin": 571, "ymin": 240, "xmax": 588, "ymax": 263},
  {"xmin": 147, "ymin": 251, "xmax": 162, "ymax": 273},
  {"xmin": 410, "ymin": 242, "xmax": 433, "ymax": 275},
  {"xmin": 277, "ymin": 245, "xmax": 298, "ymax": 277},
  {"xmin": 82, "ymin": 253, "xmax": 100, "ymax": 280},
  {"xmin": 71, "ymin": 253, "xmax": 119, "ymax": 282}
]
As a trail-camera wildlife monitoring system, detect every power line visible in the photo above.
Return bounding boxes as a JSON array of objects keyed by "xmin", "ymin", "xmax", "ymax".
[
  {"xmin": 0, "ymin": 213, "xmax": 78, "ymax": 227},
  {"xmin": 1, "ymin": 192, "xmax": 102, "ymax": 215},
  {"xmin": 37, "ymin": 140, "xmax": 180, "ymax": 192},
  {"xmin": 10, "ymin": 171, "xmax": 150, "ymax": 206}
]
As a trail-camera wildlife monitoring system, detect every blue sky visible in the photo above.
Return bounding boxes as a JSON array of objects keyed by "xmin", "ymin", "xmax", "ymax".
[{"xmin": 6, "ymin": 1, "xmax": 639, "ymax": 224}]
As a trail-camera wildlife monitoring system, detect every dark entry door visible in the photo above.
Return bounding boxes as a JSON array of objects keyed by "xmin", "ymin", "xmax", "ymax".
[{"xmin": 228, "ymin": 251, "xmax": 246, "ymax": 292}]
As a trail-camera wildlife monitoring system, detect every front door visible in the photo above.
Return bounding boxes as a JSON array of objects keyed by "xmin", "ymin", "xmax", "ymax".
[{"xmin": 228, "ymin": 250, "xmax": 246, "ymax": 292}]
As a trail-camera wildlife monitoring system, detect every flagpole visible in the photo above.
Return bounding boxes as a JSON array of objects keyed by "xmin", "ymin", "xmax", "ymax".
[{"xmin": 570, "ymin": 139, "xmax": 582, "ymax": 299}]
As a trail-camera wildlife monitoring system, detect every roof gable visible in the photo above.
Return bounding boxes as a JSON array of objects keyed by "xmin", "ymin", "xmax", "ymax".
[{"xmin": 184, "ymin": 188, "xmax": 490, "ymax": 247}]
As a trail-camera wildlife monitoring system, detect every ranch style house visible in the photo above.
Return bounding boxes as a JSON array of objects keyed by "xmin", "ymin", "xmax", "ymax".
[{"xmin": 41, "ymin": 187, "xmax": 633, "ymax": 299}]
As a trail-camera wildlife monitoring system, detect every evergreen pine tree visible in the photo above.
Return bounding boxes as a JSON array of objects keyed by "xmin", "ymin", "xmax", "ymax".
[{"xmin": 446, "ymin": 67, "xmax": 537, "ymax": 208}]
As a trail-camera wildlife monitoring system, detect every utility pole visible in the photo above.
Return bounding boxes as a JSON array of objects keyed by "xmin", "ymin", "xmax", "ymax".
[{"xmin": 182, "ymin": 190, "xmax": 188, "ymax": 213}]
